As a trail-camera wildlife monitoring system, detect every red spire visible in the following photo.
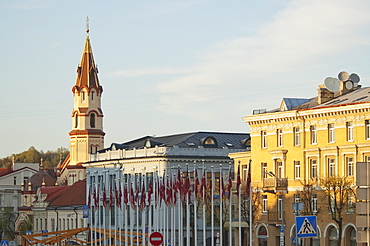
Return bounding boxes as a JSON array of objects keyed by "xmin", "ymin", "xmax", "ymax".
[{"xmin": 72, "ymin": 18, "xmax": 102, "ymax": 94}]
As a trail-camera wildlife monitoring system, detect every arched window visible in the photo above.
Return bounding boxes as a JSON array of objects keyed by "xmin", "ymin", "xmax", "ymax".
[
  {"xmin": 75, "ymin": 115, "xmax": 78, "ymax": 128},
  {"xmin": 90, "ymin": 113, "xmax": 95, "ymax": 128}
]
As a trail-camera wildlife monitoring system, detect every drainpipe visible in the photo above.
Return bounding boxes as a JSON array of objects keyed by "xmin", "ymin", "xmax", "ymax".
[
  {"xmin": 55, "ymin": 208, "xmax": 59, "ymax": 231},
  {"xmin": 74, "ymin": 207, "xmax": 78, "ymax": 228}
]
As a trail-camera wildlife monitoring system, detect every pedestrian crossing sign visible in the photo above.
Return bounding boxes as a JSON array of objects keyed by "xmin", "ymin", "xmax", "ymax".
[
  {"xmin": 0, "ymin": 240, "xmax": 9, "ymax": 246},
  {"xmin": 295, "ymin": 216, "xmax": 317, "ymax": 238}
]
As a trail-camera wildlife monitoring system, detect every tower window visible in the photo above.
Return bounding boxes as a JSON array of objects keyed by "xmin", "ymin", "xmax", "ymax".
[
  {"xmin": 90, "ymin": 113, "xmax": 95, "ymax": 128},
  {"xmin": 75, "ymin": 115, "xmax": 78, "ymax": 128},
  {"xmin": 82, "ymin": 91, "xmax": 86, "ymax": 101},
  {"xmin": 91, "ymin": 91, "xmax": 94, "ymax": 100}
]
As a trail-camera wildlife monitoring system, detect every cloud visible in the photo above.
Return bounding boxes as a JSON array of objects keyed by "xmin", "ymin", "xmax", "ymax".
[
  {"xmin": 10, "ymin": 0, "xmax": 51, "ymax": 9},
  {"xmin": 154, "ymin": 0, "xmax": 370, "ymax": 120}
]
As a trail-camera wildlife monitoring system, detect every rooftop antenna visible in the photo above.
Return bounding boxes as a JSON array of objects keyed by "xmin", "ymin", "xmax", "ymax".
[{"xmin": 324, "ymin": 77, "xmax": 340, "ymax": 92}]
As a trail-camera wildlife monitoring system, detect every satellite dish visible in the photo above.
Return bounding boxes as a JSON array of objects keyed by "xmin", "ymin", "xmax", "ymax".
[
  {"xmin": 324, "ymin": 77, "xmax": 340, "ymax": 92},
  {"xmin": 345, "ymin": 81, "xmax": 353, "ymax": 90},
  {"xmin": 349, "ymin": 73, "xmax": 360, "ymax": 83},
  {"xmin": 338, "ymin": 71, "xmax": 349, "ymax": 81}
]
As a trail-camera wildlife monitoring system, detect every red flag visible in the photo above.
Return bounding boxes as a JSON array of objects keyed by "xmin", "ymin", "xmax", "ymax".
[
  {"xmin": 140, "ymin": 180, "xmax": 146, "ymax": 211},
  {"xmin": 154, "ymin": 178, "xmax": 159, "ymax": 208},
  {"xmin": 209, "ymin": 178, "xmax": 213, "ymax": 202},
  {"xmin": 236, "ymin": 163, "xmax": 241, "ymax": 197},
  {"xmin": 202, "ymin": 168, "xmax": 207, "ymax": 201},
  {"xmin": 176, "ymin": 166, "xmax": 182, "ymax": 195},
  {"xmin": 109, "ymin": 182, "xmax": 114, "ymax": 209},
  {"xmin": 123, "ymin": 183, "xmax": 129, "ymax": 205},
  {"xmin": 165, "ymin": 176, "xmax": 172, "ymax": 206},
  {"xmin": 115, "ymin": 181, "xmax": 122, "ymax": 208},
  {"xmin": 130, "ymin": 183, "xmax": 135, "ymax": 209},
  {"xmin": 221, "ymin": 173, "xmax": 225, "ymax": 198},
  {"xmin": 246, "ymin": 162, "xmax": 251, "ymax": 199},
  {"xmin": 160, "ymin": 177, "xmax": 165, "ymax": 205},
  {"xmin": 194, "ymin": 168, "xmax": 200, "ymax": 201},
  {"xmin": 102, "ymin": 183, "xmax": 108, "ymax": 208},
  {"xmin": 172, "ymin": 175, "xmax": 177, "ymax": 205},
  {"xmin": 147, "ymin": 178, "xmax": 153, "ymax": 207},
  {"xmin": 184, "ymin": 166, "xmax": 191, "ymax": 196},
  {"xmin": 227, "ymin": 166, "xmax": 232, "ymax": 199},
  {"xmin": 135, "ymin": 182, "xmax": 140, "ymax": 208},
  {"xmin": 94, "ymin": 184, "xmax": 99, "ymax": 207}
]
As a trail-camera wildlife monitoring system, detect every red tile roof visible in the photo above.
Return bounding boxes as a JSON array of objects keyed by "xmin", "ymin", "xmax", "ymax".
[{"xmin": 48, "ymin": 179, "xmax": 86, "ymax": 206}]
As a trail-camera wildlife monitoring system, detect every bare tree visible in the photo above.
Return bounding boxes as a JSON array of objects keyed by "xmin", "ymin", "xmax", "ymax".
[{"xmin": 321, "ymin": 176, "xmax": 355, "ymax": 246}]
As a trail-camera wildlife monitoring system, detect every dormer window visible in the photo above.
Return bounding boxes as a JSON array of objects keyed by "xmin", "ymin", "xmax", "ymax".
[
  {"xmin": 225, "ymin": 143, "xmax": 233, "ymax": 147},
  {"xmin": 200, "ymin": 137, "xmax": 218, "ymax": 148}
]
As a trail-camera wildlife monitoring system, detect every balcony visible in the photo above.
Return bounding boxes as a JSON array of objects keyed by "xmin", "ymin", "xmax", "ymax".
[{"xmin": 262, "ymin": 178, "xmax": 288, "ymax": 193}]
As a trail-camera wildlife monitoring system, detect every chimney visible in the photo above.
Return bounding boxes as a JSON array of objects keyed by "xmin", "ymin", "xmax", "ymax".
[{"xmin": 317, "ymin": 85, "xmax": 334, "ymax": 104}]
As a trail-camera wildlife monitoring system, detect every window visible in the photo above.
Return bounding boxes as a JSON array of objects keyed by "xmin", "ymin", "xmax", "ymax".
[
  {"xmin": 310, "ymin": 125, "xmax": 317, "ymax": 144},
  {"xmin": 328, "ymin": 123, "xmax": 335, "ymax": 143},
  {"xmin": 261, "ymin": 163, "xmax": 267, "ymax": 179},
  {"xmin": 312, "ymin": 194, "xmax": 317, "ymax": 213},
  {"xmin": 75, "ymin": 115, "xmax": 78, "ymax": 128},
  {"xmin": 346, "ymin": 157, "xmax": 354, "ymax": 176},
  {"xmin": 310, "ymin": 159, "xmax": 317, "ymax": 179},
  {"xmin": 366, "ymin": 120, "xmax": 370, "ymax": 140},
  {"xmin": 346, "ymin": 122, "xmax": 354, "ymax": 141},
  {"xmin": 277, "ymin": 195, "xmax": 283, "ymax": 220},
  {"xmin": 14, "ymin": 177, "xmax": 16, "ymax": 185},
  {"xmin": 277, "ymin": 129, "xmax": 283, "ymax": 147},
  {"xmin": 91, "ymin": 91, "xmax": 94, "ymax": 100},
  {"xmin": 294, "ymin": 127, "xmax": 300, "ymax": 146},
  {"xmin": 51, "ymin": 218, "xmax": 55, "ymax": 232},
  {"xmin": 328, "ymin": 158, "xmax": 335, "ymax": 177},
  {"xmin": 82, "ymin": 91, "xmax": 86, "ymax": 101},
  {"xmin": 262, "ymin": 195, "xmax": 268, "ymax": 213},
  {"xmin": 294, "ymin": 161, "xmax": 300, "ymax": 179},
  {"xmin": 90, "ymin": 113, "xmax": 95, "ymax": 128},
  {"xmin": 276, "ymin": 161, "xmax": 283, "ymax": 178},
  {"xmin": 261, "ymin": 131, "xmax": 267, "ymax": 148},
  {"xmin": 348, "ymin": 195, "xmax": 355, "ymax": 212}
]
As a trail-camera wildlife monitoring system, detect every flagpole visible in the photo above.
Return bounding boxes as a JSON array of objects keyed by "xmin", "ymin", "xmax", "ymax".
[
  {"xmin": 202, "ymin": 167, "xmax": 206, "ymax": 246},
  {"xmin": 130, "ymin": 180, "xmax": 134, "ymax": 246},
  {"xmin": 211, "ymin": 166, "xmax": 214, "ymax": 246},
  {"xmin": 228, "ymin": 163, "xmax": 232, "ymax": 246},
  {"xmin": 142, "ymin": 174, "xmax": 146, "ymax": 246},
  {"xmin": 108, "ymin": 180, "xmax": 111, "ymax": 246},
  {"xmin": 194, "ymin": 164, "xmax": 198, "ymax": 246},
  {"xmin": 248, "ymin": 159, "xmax": 252, "ymax": 246},
  {"xmin": 219, "ymin": 164, "xmax": 223, "ymax": 246},
  {"xmin": 237, "ymin": 161, "xmax": 242, "ymax": 245}
]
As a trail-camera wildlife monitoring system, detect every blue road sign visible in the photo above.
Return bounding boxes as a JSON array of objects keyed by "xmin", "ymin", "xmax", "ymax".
[
  {"xmin": 280, "ymin": 225, "xmax": 284, "ymax": 233},
  {"xmin": 296, "ymin": 216, "xmax": 317, "ymax": 238},
  {"xmin": 291, "ymin": 237, "xmax": 297, "ymax": 245},
  {"xmin": 0, "ymin": 241, "xmax": 9, "ymax": 246},
  {"xmin": 83, "ymin": 205, "xmax": 89, "ymax": 218},
  {"xmin": 42, "ymin": 230, "xmax": 48, "ymax": 237}
]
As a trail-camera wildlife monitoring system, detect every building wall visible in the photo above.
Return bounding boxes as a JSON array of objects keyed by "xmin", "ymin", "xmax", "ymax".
[{"xmin": 234, "ymin": 103, "xmax": 368, "ymax": 245}]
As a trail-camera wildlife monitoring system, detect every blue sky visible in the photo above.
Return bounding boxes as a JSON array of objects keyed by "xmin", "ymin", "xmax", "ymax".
[{"xmin": 1, "ymin": 0, "xmax": 370, "ymax": 158}]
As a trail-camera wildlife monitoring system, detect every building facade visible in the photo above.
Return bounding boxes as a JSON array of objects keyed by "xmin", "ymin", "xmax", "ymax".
[{"xmin": 231, "ymin": 77, "xmax": 367, "ymax": 245}]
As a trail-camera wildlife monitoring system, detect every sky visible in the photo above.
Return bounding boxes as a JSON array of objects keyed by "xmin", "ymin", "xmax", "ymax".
[{"xmin": 1, "ymin": 0, "xmax": 370, "ymax": 158}]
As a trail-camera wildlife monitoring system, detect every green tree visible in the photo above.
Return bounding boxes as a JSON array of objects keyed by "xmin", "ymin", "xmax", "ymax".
[
  {"xmin": 321, "ymin": 176, "xmax": 355, "ymax": 246},
  {"xmin": 0, "ymin": 210, "xmax": 16, "ymax": 241}
]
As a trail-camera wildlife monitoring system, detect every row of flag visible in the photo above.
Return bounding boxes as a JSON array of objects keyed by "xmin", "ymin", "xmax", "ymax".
[{"xmin": 88, "ymin": 163, "xmax": 252, "ymax": 210}]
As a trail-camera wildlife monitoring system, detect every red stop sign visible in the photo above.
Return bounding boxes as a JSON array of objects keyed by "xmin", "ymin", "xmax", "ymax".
[{"xmin": 149, "ymin": 232, "xmax": 163, "ymax": 246}]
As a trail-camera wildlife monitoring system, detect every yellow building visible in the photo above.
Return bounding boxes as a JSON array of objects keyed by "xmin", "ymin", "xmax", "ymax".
[{"xmin": 231, "ymin": 74, "xmax": 369, "ymax": 245}]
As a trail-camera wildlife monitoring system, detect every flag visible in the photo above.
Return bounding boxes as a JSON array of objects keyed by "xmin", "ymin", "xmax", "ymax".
[
  {"xmin": 176, "ymin": 166, "xmax": 182, "ymax": 195},
  {"xmin": 109, "ymin": 182, "xmax": 114, "ymax": 209},
  {"xmin": 115, "ymin": 181, "xmax": 122, "ymax": 208},
  {"xmin": 123, "ymin": 183, "xmax": 129, "ymax": 205},
  {"xmin": 221, "ymin": 172, "xmax": 225, "ymax": 198},
  {"xmin": 209, "ymin": 178, "xmax": 213, "ymax": 202},
  {"xmin": 194, "ymin": 167, "xmax": 200, "ymax": 201},
  {"xmin": 236, "ymin": 162, "xmax": 241, "ymax": 197},
  {"xmin": 165, "ymin": 176, "xmax": 172, "ymax": 206},
  {"xmin": 184, "ymin": 165, "xmax": 191, "ymax": 196},
  {"xmin": 94, "ymin": 183, "xmax": 99, "ymax": 208},
  {"xmin": 154, "ymin": 178, "xmax": 159, "ymax": 208},
  {"xmin": 227, "ymin": 166, "xmax": 232, "ymax": 199},
  {"xmin": 246, "ymin": 161, "xmax": 252, "ymax": 199},
  {"xmin": 147, "ymin": 178, "xmax": 153, "ymax": 207},
  {"xmin": 140, "ymin": 180, "xmax": 146, "ymax": 211},
  {"xmin": 172, "ymin": 175, "xmax": 177, "ymax": 206},
  {"xmin": 102, "ymin": 183, "xmax": 108, "ymax": 208},
  {"xmin": 202, "ymin": 168, "xmax": 207, "ymax": 201},
  {"xmin": 130, "ymin": 182, "xmax": 135, "ymax": 209}
]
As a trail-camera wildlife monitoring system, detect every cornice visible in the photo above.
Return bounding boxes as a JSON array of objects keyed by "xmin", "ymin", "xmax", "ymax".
[{"xmin": 69, "ymin": 129, "xmax": 105, "ymax": 136}]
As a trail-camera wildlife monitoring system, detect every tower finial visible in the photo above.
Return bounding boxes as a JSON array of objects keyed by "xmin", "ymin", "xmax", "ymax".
[{"xmin": 86, "ymin": 16, "xmax": 90, "ymax": 37}]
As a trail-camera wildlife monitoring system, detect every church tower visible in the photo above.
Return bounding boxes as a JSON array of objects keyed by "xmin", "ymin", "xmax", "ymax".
[{"xmin": 69, "ymin": 19, "xmax": 105, "ymax": 166}]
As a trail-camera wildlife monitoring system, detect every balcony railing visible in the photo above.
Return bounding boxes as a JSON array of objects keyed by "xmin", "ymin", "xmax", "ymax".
[{"xmin": 262, "ymin": 178, "xmax": 288, "ymax": 192}]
